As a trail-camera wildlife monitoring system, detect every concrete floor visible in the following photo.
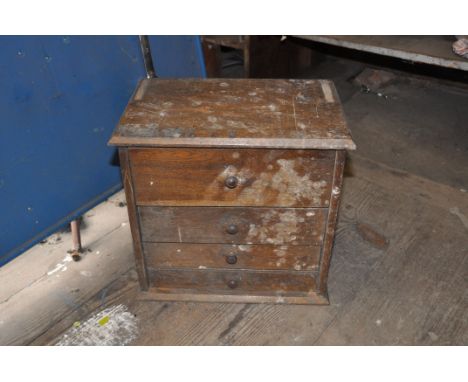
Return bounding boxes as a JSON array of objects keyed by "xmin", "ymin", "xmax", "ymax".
[{"xmin": 1, "ymin": 49, "xmax": 467, "ymax": 345}]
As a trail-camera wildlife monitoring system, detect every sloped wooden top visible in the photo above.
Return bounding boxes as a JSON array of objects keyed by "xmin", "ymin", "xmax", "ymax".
[{"xmin": 109, "ymin": 78, "xmax": 355, "ymax": 149}]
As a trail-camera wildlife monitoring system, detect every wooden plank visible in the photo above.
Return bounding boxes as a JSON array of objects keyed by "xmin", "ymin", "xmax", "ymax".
[
  {"xmin": 144, "ymin": 242, "xmax": 320, "ymax": 271},
  {"xmin": 118, "ymin": 148, "xmax": 149, "ymax": 290},
  {"xmin": 139, "ymin": 206, "xmax": 327, "ymax": 245},
  {"xmin": 294, "ymin": 35, "xmax": 468, "ymax": 71},
  {"xmin": 148, "ymin": 268, "xmax": 318, "ymax": 296},
  {"xmin": 139, "ymin": 290, "xmax": 328, "ymax": 305},
  {"xmin": 31, "ymin": 271, "xmax": 140, "ymax": 346},
  {"xmin": 318, "ymin": 150, "xmax": 346, "ymax": 295},
  {"xmin": 109, "ymin": 78, "xmax": 355, "ymax": 150},
  {"xmin": 130, "ymin": 147, "xmax": 335, "ymax": 207}
]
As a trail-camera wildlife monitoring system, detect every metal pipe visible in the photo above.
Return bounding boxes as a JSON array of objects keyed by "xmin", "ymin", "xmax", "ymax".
[
  {"xmin": 70, "ymin": 219, "xmax": 82, "ymax": 261},
  {"xmin": 139, "ymin": 35, "xmax": 156, "ymax": 78}
]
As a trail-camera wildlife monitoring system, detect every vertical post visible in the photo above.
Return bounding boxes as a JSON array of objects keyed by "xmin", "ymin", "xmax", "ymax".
[
  {"xmin": 70, "ymin": 219, "xmax": 82, "ymax": 261},
  {"xmin": 119, "ymin": 148, "xmax": 149, "ymax": 290},
  {"xmin": 138, "ymin": 35, "xmax": 156, "ymax": 79},
  {"xmin": 242, "ymin": 36, "xmax": 251, "ymax": 78},
  {"xmin": 318, "ymin": 150, "xmax": 346, "ymax": 297}
]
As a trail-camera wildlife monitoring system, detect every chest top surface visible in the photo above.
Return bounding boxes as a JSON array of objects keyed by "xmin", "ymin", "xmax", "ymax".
[{"xmin": 109, "ymin": 78, "xmax": 355, "ymax": 150}]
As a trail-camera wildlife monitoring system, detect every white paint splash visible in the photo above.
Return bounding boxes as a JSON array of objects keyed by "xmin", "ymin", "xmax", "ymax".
[
  {"xmin": 320, "ymin": 80, "xmax": 335, "ymax": 103},
  {"xmin": 56, "ymin": 304, "xmax": 138, "ymax": 346},
  {"xmin": 449, "ymin": 207, "xmax": 468, "ymax": 230},
  {"xmin": 47, "ymin": 255, "xmax": 73, "ymax": 276}
]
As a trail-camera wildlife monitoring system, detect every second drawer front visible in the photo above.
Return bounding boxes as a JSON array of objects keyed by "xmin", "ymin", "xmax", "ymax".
[
  {"xmin": 139, "ymin": 206, "xmax": 327, "ymax": 245},
  {"xmin": 144, "ymin": 243, "xmax": 320, "ymax": 271}
]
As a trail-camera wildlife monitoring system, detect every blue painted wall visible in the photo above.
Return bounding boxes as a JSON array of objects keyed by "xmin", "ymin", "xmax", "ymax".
[{"xmin": 0, "ymin": 36, "xmax": 205, "ymax": 266}]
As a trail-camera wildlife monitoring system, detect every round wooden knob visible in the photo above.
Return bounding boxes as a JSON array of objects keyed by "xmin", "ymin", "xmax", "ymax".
[
  {"xmin": 226, "ymin": 224, "xmax": 238, "ymax": 235},
  {"xmin": 225, "ymin": 176, "xmax": 238, "ymax": 189},
  {"xmin": 225, "ymin": 255, "xmax": 238, "ymax": 265},
  {"xmin": 227, "ymin": 280, "xmax": 238, "ymax": 289}
]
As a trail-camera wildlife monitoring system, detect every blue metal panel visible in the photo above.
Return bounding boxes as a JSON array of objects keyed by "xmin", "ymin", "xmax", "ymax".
[
  {"xmin": 0, "ymin": 36, "xmax": 205, "ymax": 266},
  {"xmin": 149, "ymin": 36, "xmax": 206, "ymax": 78}
]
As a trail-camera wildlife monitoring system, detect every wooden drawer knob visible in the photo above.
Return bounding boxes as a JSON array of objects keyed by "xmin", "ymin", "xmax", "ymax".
[
  {"xmin": 226, "ymin": 224, "xmax": 239, "ymax": 235},
  {"xmin": 225, "ymin": 176, "xmax": 239, "ymax": 189},
  {"xmin": 225, "ymin": 254, "xmax": 238, "ymax": 265},
  {"xmin": 227, "ymin": 280, "xmax": 238, "ymax": 289}
]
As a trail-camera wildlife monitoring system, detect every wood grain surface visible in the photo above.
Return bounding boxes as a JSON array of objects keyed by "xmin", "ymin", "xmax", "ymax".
[
  {"xmin": 130, "ymin": 147, "xmax": 335, "ymax": 207},
  {"xmin": 148, "ymin": 268, "xmax": 318, "ymax": 296},
  {"xmin": 139, "ymin": 206, "xmax": 327, "ymax": 245},
  {"xmin": 109, "ymin": 78, "xmax": 355, "ymax": 149},
  {"xmin": 143, "ymin": 242, "xmax": 320, "ymax": 271}
]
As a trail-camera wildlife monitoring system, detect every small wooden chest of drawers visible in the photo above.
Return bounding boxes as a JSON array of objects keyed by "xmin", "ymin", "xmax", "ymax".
[{"xmin": 109, "ymin": 78, "xmax": 355, "ymax": 304}]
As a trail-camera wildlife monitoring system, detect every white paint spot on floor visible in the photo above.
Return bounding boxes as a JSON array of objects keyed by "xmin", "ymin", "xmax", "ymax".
[
  {"xmin": 198, "ymin": 265, "xmax": 207, "ymax": 269},
  {"xmin": 375, "ymin": 319, "xmax": 382, "ymax": 326},
  {"xmin": 449, "ymin": 207, "xmax": 468, "ymax": 230},
  {"xmin": 56, "ymin": 304, "xmax": 138, "ymax": 346},
  {"xmin": 219, "ymin": 82, "xmax": 229, "ymax": 88},
  {"xmin": 80, "ymin": 270, "xmax": 92, "ymax": 277},
  {"xmin": 428, "ymin": 331, "xmax": 439, "ymax": 341},
  {"xmin": 47, "ymin": 255, "xmax": 73, "ymax": 276}
]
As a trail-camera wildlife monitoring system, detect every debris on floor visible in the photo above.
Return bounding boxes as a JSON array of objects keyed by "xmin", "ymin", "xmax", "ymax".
[
  {"xmin": 353, "ymin": 68, "xmax": 397, "ymax": 97},
  {"xmin": 55, "ymin": 304, "xmax": 138, "ymax": 346}
]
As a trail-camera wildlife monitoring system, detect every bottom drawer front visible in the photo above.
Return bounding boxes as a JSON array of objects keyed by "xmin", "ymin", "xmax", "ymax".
[
  {"xmin": 149, "ymin": 269, "xmax": 317, "ymax": 295},
  {"xmin": 144, "ymin": 243, "xmax": 320, "ymax": 271}
]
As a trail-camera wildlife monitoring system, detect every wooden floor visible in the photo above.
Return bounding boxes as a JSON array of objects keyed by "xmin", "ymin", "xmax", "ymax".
[{"xmin": 1, "ymin": 58, "xmax": 467, "ymax": 346}]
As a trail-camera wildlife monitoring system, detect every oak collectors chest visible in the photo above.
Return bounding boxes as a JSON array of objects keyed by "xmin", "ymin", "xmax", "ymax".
[{"xmin": 109, "ymin": 78, "xmax": 355, "ymax": 305}]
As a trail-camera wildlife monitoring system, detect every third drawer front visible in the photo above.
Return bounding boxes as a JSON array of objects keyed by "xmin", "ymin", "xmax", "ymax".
[
  {"xmin": 144, "ymin": 243, "xmax": 321, "ymax": 271},
  {"xmin": 139, "ymin": 206, "xmax": 327, "ymax": 245}
]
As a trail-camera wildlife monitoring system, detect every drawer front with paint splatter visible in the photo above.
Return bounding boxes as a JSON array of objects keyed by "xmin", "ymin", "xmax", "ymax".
[
  {"xmin": 129, "ymin": 148, "xmax": 335, "ymax": 207},
  {"xmin": 139, "ymin": 206, "xmax": 327, "ymax": 245},
  {"xmin": 110, "ymin": 78, "xmax": 355, "ymax": 305},
  {"xmin": 143, "ymin": 243, "xmax": 321, "ymax": 271}
]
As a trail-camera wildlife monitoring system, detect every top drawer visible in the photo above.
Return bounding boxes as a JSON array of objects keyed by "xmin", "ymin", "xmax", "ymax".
[{"xmin": 129, "ymin": 148, "xmax": 335, "ymax": 207}]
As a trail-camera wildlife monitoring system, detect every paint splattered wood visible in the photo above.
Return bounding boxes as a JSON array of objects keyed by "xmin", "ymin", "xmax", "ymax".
[
  {"xmin": 130, "ymin": 147, "xmax": 334, "ymax": 207},
  {"xmin": 109, "ymin": 78, "xmax": 356, "ymax": 149},
  {"xmin": 139, "ymin": 206, "xmax": 326, "ymax": 245},
  {"xmin": 109, "ymin": 77, "xmax": 353, "ymax": 305},
  {"xmin": 143, "ymin": 243, "xmax": 320, "ymax": 271}
]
